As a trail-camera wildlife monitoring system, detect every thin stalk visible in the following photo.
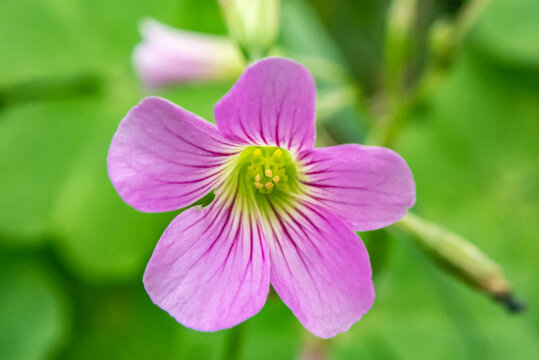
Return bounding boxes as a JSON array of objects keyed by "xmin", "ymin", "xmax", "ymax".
[{"xmin": 0, "ymin": 73, "xmax": 102, "ymax": 111}]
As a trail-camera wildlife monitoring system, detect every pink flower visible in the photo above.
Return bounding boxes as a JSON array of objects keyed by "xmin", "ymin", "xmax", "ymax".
[
  {"xmin": 133, "ymin": 19, "xmax": 245, "ymax": 88},
  {"xmin": 108, "ymin": 57, "xmax": 415, "ymax": 338}
]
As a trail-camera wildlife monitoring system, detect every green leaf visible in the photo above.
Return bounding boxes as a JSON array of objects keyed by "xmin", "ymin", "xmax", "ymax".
[
  {"xmin": 0, "ymin": 0, "xmax": 190, "ymax": 85},
  {"xmin": 59, "ymin": 283, "xmax": 226, "ymax": 360},
  {"xmin": 242, "ymin": 297, "xmax": 303, "ymax": 359},
  {"xmin": 470, "ymin": 0, "xmax": 539, "ymax": 68},
  {"xmin": 0, "ymin": 99, "xmax": 98, "ymax": 243},
  {"xmin": 0, "ymin": 254, "xmax": 69, "ymax": 360}
]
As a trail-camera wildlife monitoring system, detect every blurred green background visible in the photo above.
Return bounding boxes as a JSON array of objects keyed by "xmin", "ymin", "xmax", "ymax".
[{"xmin": 1, "ymin": 0, "xmax": 538, "ymax": 359}]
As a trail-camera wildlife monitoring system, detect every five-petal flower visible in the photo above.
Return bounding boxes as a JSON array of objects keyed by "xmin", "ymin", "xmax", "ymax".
[{"xmin": 108, "ymin": 57, "xmax": 415, "ymax": 338}]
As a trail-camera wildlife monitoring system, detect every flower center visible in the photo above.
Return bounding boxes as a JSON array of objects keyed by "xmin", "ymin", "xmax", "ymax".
[
  {"xmin": 248, "ymin": 147, "xmax": 287, "ymax": 194},
  {"xmin": 216, "ymin": 146, "xmax": 303, "ymax": 213},
  {"xmin": 234, "ymin": 146, "xmax": 300, "ymax": 197}
]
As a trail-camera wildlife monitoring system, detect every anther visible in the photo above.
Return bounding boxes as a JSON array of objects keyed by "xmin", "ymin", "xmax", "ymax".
[
  {"xmin": 273, "ymin": 149, "xmax": 282, "ymax": 157},
  {"xmin": 265, "ymin": 169, "xmax": 273, "ymax": 177},
  {"xmin": 254, "ymin": 148, "xmax": 262, "ymax": 156},
  {"xmin": 265, "ymin": 182, "xmax": 274, "ymax": 190},
  {"xmin": 255, "ymin": 174, "xmax": 260, "ymax": 183},
  {"xmin": 255, "ymin": 183, "xmax": 264, "ymax": 189},
  {"xmin": 273, "ymin": 175, "xmax": 280, "ymax": 183}
]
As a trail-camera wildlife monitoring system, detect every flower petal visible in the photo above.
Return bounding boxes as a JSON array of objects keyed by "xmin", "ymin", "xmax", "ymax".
[
  {"xmin": 263, "ymin": 199, "xmax": 374, "ymax": 338},
  {"xmin": 108, "ymin": 96, "xmax": 237, "ymax": 212},
  {"xmin": 143, "ymin": 196, "xmax": 270, "ymax": 331},
  {"xmin": 133, "ymin": 19, "xmax": 244, "ymax": 88},
  {"xmin": 299, "ymin": 144, "xmax": 416, "ymax": 231},
  {"xmin": 214, "ymin": 57, "xmax": 316, "ymax": 152}
]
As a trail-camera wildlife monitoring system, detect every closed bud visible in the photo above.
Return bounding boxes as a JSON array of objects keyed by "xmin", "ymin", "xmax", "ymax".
[
  {"xmin": 397, "ymin": 214, "xmax": 524, "ymax": 312},
  {"xmin": 133, "ymin": 19, "xmax": 245, "ymax": 88},
  {"xmin": 219, "ymin": 0, "xmax": 280, "ymax": 60}
]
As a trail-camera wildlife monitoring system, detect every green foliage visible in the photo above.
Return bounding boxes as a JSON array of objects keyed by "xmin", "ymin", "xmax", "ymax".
[
  {"xmin": 0, "ymin": 100, "xmax": 96, "ymax": 242},
  {"xmin": 470, "ymin": 0, "xmax": 539, "ymax": 68},
  {"xmin": 0, "ymin": 254, "xmax": 69, "ymax": 360},
  {"xmin": 0, "ymin": 0, "xmax": 538, "ymax": 359},
  {"xmin": 392, "ymin": 49, "xmax": 539, "ymax": 360},
  {"xmin": 58, "ymin": 283, "xmax": 227, "ymax": 360}
]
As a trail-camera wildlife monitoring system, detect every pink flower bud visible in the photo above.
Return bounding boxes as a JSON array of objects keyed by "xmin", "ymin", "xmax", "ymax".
[{"xmin": 133, "ymin": 19, "xmax": 245, "ymax": 88}]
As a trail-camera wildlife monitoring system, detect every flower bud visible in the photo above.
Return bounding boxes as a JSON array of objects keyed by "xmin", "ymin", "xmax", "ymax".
[
  {"xmin": 219, "ymin": 0, "xmax": 280, "ymax": 60},
  {"xmin": 133, "ymin": 19, "xmax": 245, "ymax": 88},
  {"xmin": 397, "ymin": 214, "xmax": 524, "ymax": 312}
]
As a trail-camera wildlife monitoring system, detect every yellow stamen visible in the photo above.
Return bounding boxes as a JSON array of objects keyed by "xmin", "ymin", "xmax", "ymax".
[
  {"xmin": 253, "ymin": 148, "xmax": 262, "ymax": 156},
  {"xmin": 265, "ymin": 182, "xmax": 274, "ymax": 190},
  {"xmin": 255, "ymin": 174, "xmax": 260, "ymax": 183},
  {"xmin": 255, "ymin": 183, "xmax": 264, "ymax": 189},
  {"xmin": 265, "ymin": 169, "xmax": 273, "ymax": 177},
  {"xmin": 273, "ymin": 175, "xmax": 280, "ymax": 183},
  {"xmin": 273, "ymin": 149, "xmax": 282, "ymax": 157}
]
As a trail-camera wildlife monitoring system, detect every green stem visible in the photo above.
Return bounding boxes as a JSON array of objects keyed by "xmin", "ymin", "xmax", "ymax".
[
  {"xmin": 0, "ymin": 73, "xmax": 102, "ymax": 110},
  {"xmin": 367, "ymin": 0, "xmax": 492, "ymax": 148}
]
